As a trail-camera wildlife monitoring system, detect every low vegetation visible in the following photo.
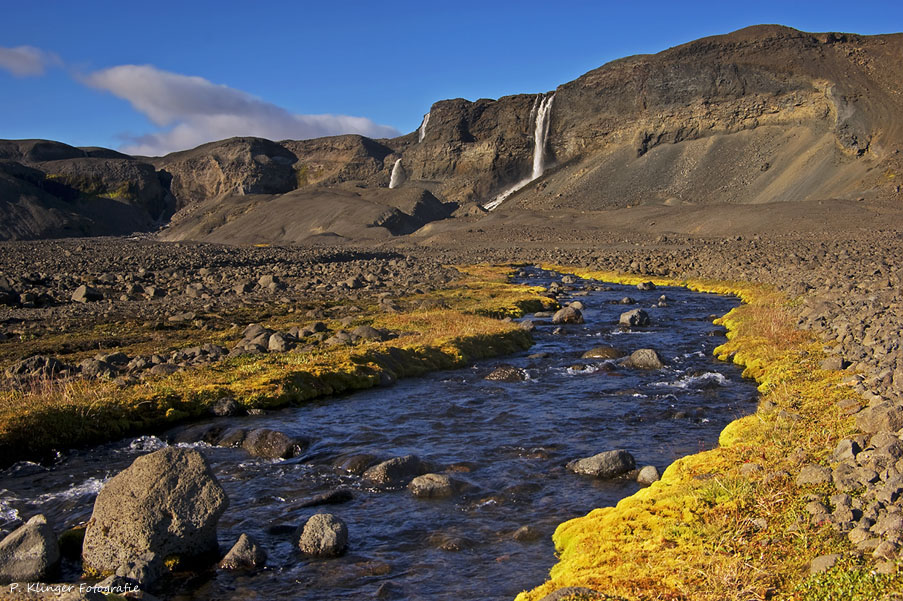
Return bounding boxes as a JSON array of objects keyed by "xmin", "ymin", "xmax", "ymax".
[
  {"xmin": 0, "ymin": 265, "xmax": 556, "ymax": 463},
  {"xmin": 518, "ymin": 266, "xmax": 902, "ymax": 601}
]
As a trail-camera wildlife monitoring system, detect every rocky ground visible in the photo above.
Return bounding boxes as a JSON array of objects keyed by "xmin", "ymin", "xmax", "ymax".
[
  {"xmin": 1, "ymin": 212, "xmax": 902, "ymax": 596},
  {"xmin": 1, "ymin": 220, "xmax": 900, "ymax": 406}
]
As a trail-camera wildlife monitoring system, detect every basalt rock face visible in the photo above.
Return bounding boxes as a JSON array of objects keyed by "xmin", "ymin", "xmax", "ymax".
[
  {"xmin": 505, "ymin": 26, "xmax": 903, "ymax": 211},
  {"xmin": 152, "ymin": 137, "xmax": 299, "ymax": 212},
  {"xmin": 0, "ymin": 140, "xmax": 174, "ymax": 240}
]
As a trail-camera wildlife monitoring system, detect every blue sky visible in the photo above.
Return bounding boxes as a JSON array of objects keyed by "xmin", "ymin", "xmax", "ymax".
[{"xmin": 1, "ymin": 1, "xmax": 901, "ymax": 155}]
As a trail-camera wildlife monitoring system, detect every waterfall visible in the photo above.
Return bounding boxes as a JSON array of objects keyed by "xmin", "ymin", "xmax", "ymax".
[
  {"xmin": 531, "ymin": 94, "xmax": 554, "ymax": 179},
  {"xmin": 388, "ymin": 158, "xmax": 404, "ymax": 189},
  {"xmin": 418, "ymin": 112, "xmax": 431, "ymax": 143},
  {"xmin": 484, "ymin": 92, "xmax": 555, "ymax": 211}
]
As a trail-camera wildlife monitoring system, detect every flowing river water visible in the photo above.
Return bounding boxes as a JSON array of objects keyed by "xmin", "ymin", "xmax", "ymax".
[{"xmin": 0, "ymin": 269, "xmax": 759, "ymax": 600}]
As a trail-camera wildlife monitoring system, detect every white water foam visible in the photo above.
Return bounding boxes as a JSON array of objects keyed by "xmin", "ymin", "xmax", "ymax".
[
  {"xmin": 565, "ymin": 364, "xmax": 607, "ymax": 375},
  {"xmin": 35, "ymin": 477, "xmax": 105, "ymax": 504},
  {"xmin": 0, "ymin": 493, "xmax": 20, "ymax": 525},
  {"xmin": 484, "ymin": 93, "xmax": 555, "ymax": 211},
  {"xmin": 127, "ymin": 435, "xmax": 167, "ymax": 452},
  {"xmin": 652, "ymin": 372, "xmax": 728, "ymax": 389},
  {"xmin": 418, "ymin": 112, "xmax": 430, "ymax": 142},
  {"xmin": 389, "ymin": 158, "xmax": 404, "ymax": 189}
]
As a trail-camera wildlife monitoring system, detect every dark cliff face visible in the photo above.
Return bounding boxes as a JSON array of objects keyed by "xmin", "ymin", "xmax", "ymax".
[
  {"xmin": 2, "ymin": 25, "xmax": 902, "ymax": 242},
  {"xmin": 0, "ymin": 140, "xmax": 175, "ymax": 240}
]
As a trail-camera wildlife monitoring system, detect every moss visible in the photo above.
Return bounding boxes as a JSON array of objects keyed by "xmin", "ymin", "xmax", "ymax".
[
  {"xmin": 0, "ymin": 266, "xmax": 537, "ymax": 464},
  {"xmin": 517, "ymin": 265, "xmax": 903, "ymax": 601}
]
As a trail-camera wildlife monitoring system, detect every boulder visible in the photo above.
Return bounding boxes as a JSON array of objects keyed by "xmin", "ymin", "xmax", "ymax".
[
  {"xmin": 637, "ymin": 281, "xmax": 656, "ymax": 291},
  {"xmin": 855, "ymin": 402, "xmax": 903, "ymax": 434},
  {"xmin": 567, "ymin": 450, "xmax": 636, "ymax": 479},
  {"xmin": 637, "ymin": 465, "xmax": 660, "ymax": 484},
  {"xmin": 82, "ymin": 448, "xmax": 228, "ymax": 577},
  {"xmin": 623, "ymin": 348, "xmax": 664, "ymax": 369},
  {"xmin": 71, "ymin": 284, "xmax": 103, "ymax": 303},
  {"xmin": 219, "ymin": 533, "xmax": 266, "ymax": 571},
  {"xmin": 619, "ymin": 308, "xmax": 650, "ymax": 326},
  {"xmin": 552, "ymin": 306, "xmax": 584, "ymax": 324},
  {"xmin": 796, "ymin": 463, "xmax": 832, "ymax": 486},
  {"xmin": 297, "ymin": 514, "xmax": 348, "ymax": 557},
  {"xmin": 408, "ymin": 474, "xmax": 456, "ymax": 498},
  {"xmin": 485, "ymin": 365, "xmax": 528, "ymax": 382},
  {"xmin": 580, "ymin": 346, "xmax": 623, "ymax": 360},
  {"xmin": 241, "ymin": 428, "xmax": 301, "ymax": 459},
  {"xmin": 6, "ymin": 355, "xmax": 72, "ymax": 378},
  {"xmin": 350, "ymin": 325, "xmax": 386, "ymax": 341},
  {"xmin": 210, "ymin": 396, "xmax": 242, "ymax": 417},
  {"xmin": 0, "ymin": 514, "xmax": 60, "ymax": 584},
  {"xmin": 363, "ymin": 455, "xmax": 426, "ymax": 484}
]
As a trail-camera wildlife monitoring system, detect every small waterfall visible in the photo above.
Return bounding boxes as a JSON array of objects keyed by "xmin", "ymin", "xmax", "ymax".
[
  {"xmin": 418, "ymin": 112, "xmax": 431, "ymax": 143},
  {"xmin": 484, "ymin": 92, "xmax": 555, "ymax": 211},
  {"xmin": 531, "ymin": 94, "xmax": 554, "ymax": 179},
  {"xmin": 388, "ymin": 158, "xmax": 404, "ymax": 189}
]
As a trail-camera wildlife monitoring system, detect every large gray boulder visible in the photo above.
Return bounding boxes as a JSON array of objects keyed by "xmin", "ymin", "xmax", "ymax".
[
  {"xmin": 0, "ymin": 514, "xmax": 60, "ymax": 584},
  {"xmin": 408, "ymin": 474, "xmax": 456, "ymax": 498},
  {"xmin": 82, "ymin": 447, "xmax": 228, "ymax": 577},
  {"xmin": 623, "ymin": 348, "xmax": 664, "ymax": 369},
  {"xmin": 241, "ymin": 428, "xmax": 302, "ymax": 459},
  {"xmin": 619, "ymin": 308, "xmax": 650, "ymax": 327},
  {"xmin": 567, "ymin": 450, "xmax": 636, "ymax": 479},
  {"xmin": 552, "ymin": 306, "xmax": 584, "ymax": 324},
  {"xmin": 363, "ymin": 455, "xmax": 426, "ymax": 484},
  {"xmin": 297, "ymin": 514, "xmax": 348, "ymax": 557}
]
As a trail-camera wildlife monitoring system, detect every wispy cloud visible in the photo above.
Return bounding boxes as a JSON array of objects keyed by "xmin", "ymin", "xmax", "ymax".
[
  {"xmin": 83, "ymin": 65, "xmax": 399, "ymax": 156},
  {"xmin": 0, "ymin": 45, "xmax": 61, "ymax": 77}
]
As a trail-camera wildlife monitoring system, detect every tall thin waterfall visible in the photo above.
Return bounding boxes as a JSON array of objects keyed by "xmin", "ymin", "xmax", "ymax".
[
  {"xmin": 418, "ymin": 112, "xmax": 431, "ymax": 143},
  {"xmin": 484, "ymin": 93, "xmax": 555, "ymax": 211},
  {"xmin": 388, "ymin": 158, "xmax": 404, "ymax": 189}
]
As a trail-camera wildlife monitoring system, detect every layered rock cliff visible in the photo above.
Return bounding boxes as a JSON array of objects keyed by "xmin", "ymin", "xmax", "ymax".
[{"xmin": 2, "ymin": 25, "xmax": 901, "ymax": 242}]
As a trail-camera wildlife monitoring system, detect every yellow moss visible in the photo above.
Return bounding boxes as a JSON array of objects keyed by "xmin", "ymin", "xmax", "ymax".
[
  {"xmin": 0, "ymin": 265, "xmax": 539, "ymax": 462},
  {"xmin": 517, "ymin": 265, "xmax": 902, "ymax": 601}
]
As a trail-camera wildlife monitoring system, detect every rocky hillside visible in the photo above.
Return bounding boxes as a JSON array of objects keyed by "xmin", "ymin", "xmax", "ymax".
[
  {"xmin": 1, "ymin": 25, "xmax": 901, "ymax": 242},
  {"xmin": 0, "ymin": 140, "xmax": 174, "ymax": 240}
]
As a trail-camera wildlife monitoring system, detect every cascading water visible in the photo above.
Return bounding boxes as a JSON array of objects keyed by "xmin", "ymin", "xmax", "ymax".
[
  {"xmin": 484, "ymin": 93, "xmax": 555, "ymax": 211},
  {"xmin": 418, "ymin": 112, "xmax": 431, "ymax": 143},
  {"xmin": 388, "ymin": 158, "xmax": 404, "ymax": 189}
]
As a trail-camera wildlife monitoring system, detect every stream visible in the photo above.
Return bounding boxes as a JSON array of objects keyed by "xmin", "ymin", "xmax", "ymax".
[{"xmin": 0, "ymin": 268, "xmax": 758, "ymax": 600}]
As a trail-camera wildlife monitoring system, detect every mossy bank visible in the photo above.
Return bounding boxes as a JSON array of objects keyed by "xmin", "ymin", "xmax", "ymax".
[
  {"xmin": 518, "ymin": 266, "xmax": 902, "ymax": 601},
  {"xmin": 0, "ymin": 265, "xmax": 556, "ymax": 465}
]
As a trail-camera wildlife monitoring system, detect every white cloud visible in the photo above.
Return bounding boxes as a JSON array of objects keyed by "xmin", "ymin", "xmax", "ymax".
[
  {"xmin": 0, "ymin": 45, "xmax": 61, "ymax": 77},
  {"xmin": 83, "ymin": 65, "xmax": 399, "ymax": 156}
]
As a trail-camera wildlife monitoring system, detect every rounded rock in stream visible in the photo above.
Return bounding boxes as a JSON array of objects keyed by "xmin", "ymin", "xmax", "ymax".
[
  {"xmin": 580, "ymin": 346, "xmax": 624, "ymax": 360},
  {"xmin": 82, "ymin": 447, "xmax": 228, "ymax": 578},
  {"xmin": 552, "ymin": 306, "xmax": 584, "ymax": 324},
  {"xmin": 567, "ymin": 450, "xmax": 636, "ymax": 479},
  {"xmin": 297, "ymin": 514, "xmax": 348, "ymax": 557},
  {"xmin": 619, "ymin": 308, "xmax": 650, "ymax": 327},
  {"xmin": 485, "ymin": 365, "xmax": 528, "ymax": 382},
  {"xmin": 623, "ymin": 348, "xmax": 664, "ymax": 369},
  {"xmin": 363, "ymin": 455, "xmax": 426, "ymax": 485},
  {"xmin": 409, "ymin": 473, "xmax": 456, "ymax": 498},
  {"xmin": 219, "ymin": 533, "xmax": 266, "ymax": 571},
  {"xmin": 242, "ymin": 428, "xmax": 303, "ymax": 459}
]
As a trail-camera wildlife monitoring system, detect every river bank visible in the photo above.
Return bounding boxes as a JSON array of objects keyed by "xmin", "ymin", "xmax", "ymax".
[{"xmin": 1, "ymin": 229, "xmax": 902, "ymax": 599}]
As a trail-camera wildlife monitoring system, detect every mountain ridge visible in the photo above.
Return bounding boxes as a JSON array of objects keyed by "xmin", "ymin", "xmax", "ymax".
[{"xmin": 1, "ymin": 24, "xmax": 901, "ymax": 242}]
